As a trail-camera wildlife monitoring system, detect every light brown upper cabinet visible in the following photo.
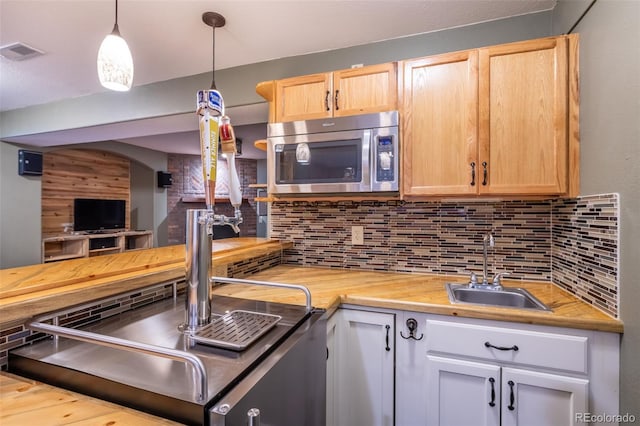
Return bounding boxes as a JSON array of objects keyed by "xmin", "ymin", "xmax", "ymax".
[
  {"xmin": 402, "ymin": 50, "xmax": 479, "ymax": 196},
  {"xmin": 259, "ymin": 63, "xmax": 397, "ymax": 123},
  {"xmin": 402, "ymin": 35, "xmax": 579, "ymax": 198}
]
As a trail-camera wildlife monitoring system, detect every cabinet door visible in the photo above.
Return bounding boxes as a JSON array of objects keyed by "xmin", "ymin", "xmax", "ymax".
[
  {"xmin": 396, "ymin": 313, "xmax": 429, "ymax": 426},
  {"xmin": 426, "ymin": 355, "xmax": 501, "ymax": 426},
  {"xmin": 501, "ymin": 367, "xmax": 588, "ymax": 426},
  {"xmin": 275, "ymin": 73, "xmax": 332, "ymax": 122},
  {"xmin": 402, "ymin": 50, "xmax": 479, "ymax": 196},
  {"xmin": 333, "ymin": 63, "xmax": 397, "ymax": 117},
  {"xmin": 479, "ymin": 37, "xmax": 569, "ymax": 195},
  {"xmin": 336, "ymin": 309, "xmax": 395, "ymax": 426}
]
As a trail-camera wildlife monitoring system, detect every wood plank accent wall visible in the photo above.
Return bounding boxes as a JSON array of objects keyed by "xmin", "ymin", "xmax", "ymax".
[{"xmin": 42, "ymin": 149, "xmax": 131, "ymax": 236}]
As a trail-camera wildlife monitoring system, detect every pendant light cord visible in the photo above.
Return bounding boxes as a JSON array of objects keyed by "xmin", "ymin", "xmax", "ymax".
[
  {"xmin": 112, "ymin": 0, "xmax": 121, "ymax": 36},
  {"xmin": 201, "ymin": 11, "xmax": 225, "ymax": 90},
  {"xmin": 211, "ymin": 25, "xmax": 217, "ymax": 90}
]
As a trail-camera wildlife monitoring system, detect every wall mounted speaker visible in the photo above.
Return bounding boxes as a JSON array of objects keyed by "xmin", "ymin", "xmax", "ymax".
[
  {"xmin": 18, "ymin": 149, "xmax": 43, "ymax": 176},
  {"xmin": 157, "ymin": 171, "xmax": 173, "ymax": 188}
]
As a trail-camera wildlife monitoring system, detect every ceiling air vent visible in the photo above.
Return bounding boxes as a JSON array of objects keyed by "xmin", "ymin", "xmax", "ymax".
[{"xmin": 0, "ymin": 42, "xmax": 45, "ymax": 61}]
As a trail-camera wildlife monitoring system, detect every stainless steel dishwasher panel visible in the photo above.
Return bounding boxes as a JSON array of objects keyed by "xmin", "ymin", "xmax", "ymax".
[{"xmin": 209, "ymin": 312, "xmax": 327, "ymax": 426}]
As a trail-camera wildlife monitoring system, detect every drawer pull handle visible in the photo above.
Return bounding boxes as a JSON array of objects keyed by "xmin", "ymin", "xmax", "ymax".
[
  {"xmin": 488, "ymin": 377, "xmax": 496, "ymax": 407},
  {"xmin": 325, "ymin": 90, "xmax": 330, "ymax": 111},
  {"xmin": 385, "ymin": 324, "xmax": 391, "ymax": 351},
  {"xmin": 335, "ymin": 90, "xmax": 340, "ymax": 110},
  {"xmin": 485, "ymin": 341, "xmax": 519, "ymax": 351},
  {"xmin": 508, "ymin": 380, "xmax": 516, "ymax": 411}
]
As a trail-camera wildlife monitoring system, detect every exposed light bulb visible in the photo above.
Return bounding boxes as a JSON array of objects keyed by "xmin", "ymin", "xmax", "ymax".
[{"xmin": 97, "ymin": 31, "xmax": 134, "ymax": 91}]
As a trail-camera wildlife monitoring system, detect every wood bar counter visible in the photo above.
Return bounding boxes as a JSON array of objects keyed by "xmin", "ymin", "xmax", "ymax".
[{"xmin": 0, "ymin": 238, "xmax": 290, "ymax": 324}]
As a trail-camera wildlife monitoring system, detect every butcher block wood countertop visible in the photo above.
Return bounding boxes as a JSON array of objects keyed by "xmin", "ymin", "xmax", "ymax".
[
  {"xmin": 0, "ymin": 373, "xmax": 181, "ymax": 425},
  {"xmin": 0, "ymin": 238, "xmax": 291, "ymax": 324},
  {"xmin": 214, "ymin": 265, "xmax": 624, "ymax": 334}
]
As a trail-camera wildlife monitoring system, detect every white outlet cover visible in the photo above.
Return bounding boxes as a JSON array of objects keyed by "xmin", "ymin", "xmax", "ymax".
[{"xmin": 352, "ymin": 226, "xmax": 364, "ymax": 245}]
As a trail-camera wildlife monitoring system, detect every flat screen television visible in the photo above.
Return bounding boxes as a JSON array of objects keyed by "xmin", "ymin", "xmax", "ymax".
[{"xmin": 73, "ymin": 198, "xmax": 126, "ymax": 232}]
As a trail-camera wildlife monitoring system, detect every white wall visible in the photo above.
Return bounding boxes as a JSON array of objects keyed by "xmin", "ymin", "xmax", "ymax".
[{"xmin": 553, "ymin": 0, "xmax": 640, "ymax": 416}]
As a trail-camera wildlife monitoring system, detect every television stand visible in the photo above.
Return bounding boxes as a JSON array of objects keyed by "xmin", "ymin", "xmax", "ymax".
[
  {"xmin": 42, "ymin": 230, "xmax": 153, "ymax": 263},
  {"xmin": 84, "ymin": 230, "xmax": 122, "ymax": 235}
]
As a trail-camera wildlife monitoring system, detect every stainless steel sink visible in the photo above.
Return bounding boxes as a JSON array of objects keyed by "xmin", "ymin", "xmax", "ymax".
[{"xmin": 446, "ymin": 283, "xmax": 552, "ymax": 311}]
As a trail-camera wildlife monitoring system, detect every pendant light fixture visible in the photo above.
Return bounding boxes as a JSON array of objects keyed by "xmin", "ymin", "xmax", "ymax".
[{"xmin": 97, "ymin": 0, "xmax": 134, "ymax": 91}]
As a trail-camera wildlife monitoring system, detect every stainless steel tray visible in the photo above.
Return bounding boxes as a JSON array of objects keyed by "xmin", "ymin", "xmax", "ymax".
[{"xmin": 191, "ymin": 310, "xmax": 282, "ymax": 350}]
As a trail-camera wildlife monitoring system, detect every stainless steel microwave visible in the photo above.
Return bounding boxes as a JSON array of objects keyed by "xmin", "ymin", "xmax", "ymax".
[{"xmin": 267, "ymin": 111, "xmax": 399, "ymax": 195}]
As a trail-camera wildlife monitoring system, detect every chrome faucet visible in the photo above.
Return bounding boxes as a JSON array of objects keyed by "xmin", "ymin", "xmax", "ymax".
[
  {"xmin": 482, "ymin": 232, "xmax": 494, "ymax": 286},
  {"xmin": 468, "ymin": 232, "xmax": 509, "ymax": 291}
]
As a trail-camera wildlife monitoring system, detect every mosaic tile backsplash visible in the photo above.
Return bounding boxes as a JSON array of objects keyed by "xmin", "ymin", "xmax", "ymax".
[
  {"xmin": 272, "ymin": 200, "xmax": 553, "ymax": 280},
  {"xmin": 271, "ymin": 194, "xmax": 619, "ymax": 318},
  {"xmin": 552, "ymin": 194, "xmax": 619, "ymax": 318}
]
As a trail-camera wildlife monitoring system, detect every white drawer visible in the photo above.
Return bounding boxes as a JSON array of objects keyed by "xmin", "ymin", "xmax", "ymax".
[{"xmin": 425, "ymin": 319, "xmax": 588, "ymax": 374}]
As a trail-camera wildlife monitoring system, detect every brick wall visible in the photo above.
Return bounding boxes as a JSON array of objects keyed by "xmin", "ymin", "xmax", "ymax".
[{"xmin": 167, "ymin": 154, "xmax": 258, "ymax": 244}]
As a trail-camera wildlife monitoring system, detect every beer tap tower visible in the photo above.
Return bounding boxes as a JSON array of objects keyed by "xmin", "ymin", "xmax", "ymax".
[{"xmin": 182, "ymin": 12, "xmax": 243, "ymax": 333}]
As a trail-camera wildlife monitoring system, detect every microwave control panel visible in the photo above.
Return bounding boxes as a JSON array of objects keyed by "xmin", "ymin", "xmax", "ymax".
[{"xmin": 375, "ymin": 136, "xmax": 395, "ymax": 182}]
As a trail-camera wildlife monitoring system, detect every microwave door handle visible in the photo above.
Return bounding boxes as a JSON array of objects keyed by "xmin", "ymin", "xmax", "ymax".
[{"xmin": 363, "ymin": 129, "xmax": 372, "ymax": 190}]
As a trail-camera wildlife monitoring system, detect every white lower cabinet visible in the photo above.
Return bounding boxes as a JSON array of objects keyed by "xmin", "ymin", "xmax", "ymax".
[
  {"xmin": 326, "ymin": 308, "xmax": 395, "ymax": 426},
  {"xmin": 426, "ymin": 356, "xmax": 501, "ymax": 426},
  {"xmin": 396, "ymin": 313, "xmax": 618, "ymax": 426},
  {"xmin": 426, "ymin": 355, "xmax": 588, "ymax": 426},
  {"xmin": 500, "ymin": 367, "xmax": 588, "ymax": 426},
  {"xmin": 329, "ymin": 309, "xmax": 618, "ymax": 426}
]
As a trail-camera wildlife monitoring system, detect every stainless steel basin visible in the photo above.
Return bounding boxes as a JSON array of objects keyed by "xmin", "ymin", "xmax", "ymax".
[{"xmin": 446, "ymin": 283, "xmax": 551, "ymax": 311}]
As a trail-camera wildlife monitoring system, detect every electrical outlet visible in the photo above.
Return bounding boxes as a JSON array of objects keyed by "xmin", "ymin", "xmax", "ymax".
[{"xmin": 352, "ymin": 226, "xmax": 364, "ymax": 245}]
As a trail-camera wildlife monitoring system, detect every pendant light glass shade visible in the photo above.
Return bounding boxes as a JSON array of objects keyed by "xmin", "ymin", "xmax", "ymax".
[
  {"xmin": 97, "ymin": 30, "xmax": 133, "ymax": 91},
  {"xmin": 97, "ymin": 0, "xmax": 133, "ymax": 91}
]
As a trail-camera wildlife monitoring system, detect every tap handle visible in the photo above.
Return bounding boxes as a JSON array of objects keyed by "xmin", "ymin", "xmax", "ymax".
[
  {"xmin": 492, "ymin": 272, "xmax": 510, "ymax": 285},
  {"xmin": 226, "ymin": 152, "xmax": 243, "ymax": 208},
  {"xmin": 469, "ymin": 272, "xmax": 478, "ymax": 287}
]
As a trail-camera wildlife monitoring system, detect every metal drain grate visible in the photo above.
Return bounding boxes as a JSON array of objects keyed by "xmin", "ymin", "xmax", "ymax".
[{"xmin": 191, "ymin": 310, "xmax": 282, "ymax": 351}]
